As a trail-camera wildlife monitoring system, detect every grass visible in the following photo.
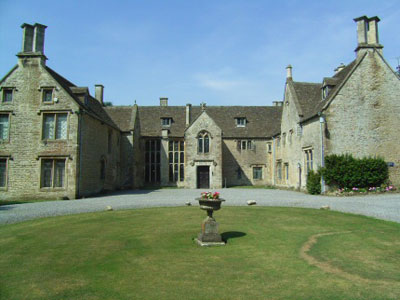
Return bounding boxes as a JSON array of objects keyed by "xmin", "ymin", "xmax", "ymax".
[{"xmin": 1, "ymin": 207, "xmax": 400, "ymax": 300}]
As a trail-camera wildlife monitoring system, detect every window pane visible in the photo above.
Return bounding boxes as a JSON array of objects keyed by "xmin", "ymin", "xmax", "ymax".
[
  {"xmin": 54, "ymin": 160, "xmax": 65, "ymax": 187},
  {"xmin": 168, "ymin": 141, "xmax": 173, "ymax": 151},
  {"xmin": 242, "ymin": 141, "xmax": 246, "ymax": 150},
  {"xmin": 0, "ymin": 115, "xmax": 9, "ymax": 140},
  {"xmin": 180, "ymin": 164, "xmax": 184, "ymax": 181},
  {"xmin": 204, "ymin": 135, "xmax": 209, "ymax": 153},
  {"xmin": 56, "ymin": 114, "xmax": 67, "ymax": 139},
  {"xmin": 174, "ymin": 141, "xmax": 178, "ymax": 151},
  {"xmin": 198, "ymin": 137, "xmax": 203, "ymax": 153},
  {"xmin": 43, "ymin": 90, "xmax": 53, "ymax": 102},
  {"xmin": 169, "ymin": 152, "xmax": 173, "ymax": 164},
  {"xmin": 0, "ymin": 159, "xmax": 6, "ymax": 187},
  {"xmin": 174, "ymin": 152, "xmax": 178, "ymax": 163},
  {"xmin": 43, "ymin": 114, "xmax": 55, "ymax": 139},
  {"xmin": 3, "ymin": 90, "xmax": 12, "ymax": 102},
  {"xmin": 174, "ymin": 164, "xmax": 178, "ymax": 181},
  {"xmin": 42, "ymin": 160, "xmax": 53, "ymax": 187},
  {"xmin": 169, "ymin": 164, "xmax": 173, "ymax": 182},
  {"xmin": 156, "ymin": 152, "xmax": 160, "ymax": 164},
  {"xmin": 180, "ymin": 152, "xmax": 184, "ymax": 163},
  {"xmin": 156, "ymin": 139, "xmax": 160, "ymax": 151},
  {"xmin": 180, "ymin": 141, "xmax": 184, "ymax": 151}
]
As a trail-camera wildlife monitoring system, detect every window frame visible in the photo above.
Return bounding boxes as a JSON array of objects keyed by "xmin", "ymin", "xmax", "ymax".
[
  {"xmin": 144, "ymin": 139, "xmax": 161, "ymax": 184},
  {"xmin": 304, "ymin": 148, "xmax": 314, "ymax": 175},
  {"xmin": 40, "ymin": 157, "xmax": 67, "ymax": 189},
  {"xmin": 161, "ymin": 118, "xmax": 172, "ymax": 127},
  {"xmin": 0, "ymin": 157, "xmax": 9, "ymax": 190},
  {"xmin": 235, "ymin": 117, "xmax": 247, "ymax": 127},
  {"xmin": 276, "ymin": 161, "xmax": 282, "ymax": 180},
  {"xmin": 253, "ymin": 166, "xmax": 263, "ymax": 180},
  {"xmin": 42, "ymin": 87, "xmax": 55, "ymax": 104},
  {"xmin": 198, "ymin": 131, "xmax": 210, "ymax": 153},
  {"xmin": 41, "ymin": 112, "xmax": 69, "ymax": 141},
  {"xmin": 168, "ymin": 140, "xmax": 185, "ymax": 182},
  {"xmin": 0, "ymin": 113, "xmax": 10, "ymax": 143},
  {"xmin": 2, "ymin": 87, "xmax": 14, "ymax": 103},
  {"xmin": 237, "ymin": 140, "xmax": 254, "ymax": 151}
]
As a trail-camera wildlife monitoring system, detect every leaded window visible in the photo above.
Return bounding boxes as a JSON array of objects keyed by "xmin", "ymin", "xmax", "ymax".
[
  {"xmin": 253, "ymin": 167, "xmax": 262, "ymax": 180},
  {"xmin": 305, "ymin": 149, "xmax": 313, "ymax": 174},
  {"xmin": 168, "ymin": 140, "xmax": 184, "ymax": 182},
  {"xmin": 2, "ymin": 89, "xmax": 13, "ymax": 103},
  {"xmin": 237, "ymin": 140, "xmax": 253, "ymax": 151},
  {"xmin": 43, "ymin": 113, "xmax": 67, "ymax": 140},
  {"xmin": 41, "ymin": 159, "xmax": 66, "ymax": 188},
  {"xmin": 43, "ymin": 89, "xmax": 53, "ymax": 103},
  {"xmin": 0, "ymin": 114, "xmax": 9, "ymax": 141},
  {"xmin": 198, "ymin": 131, "xmax": 210, "ymax": 153},
  {"xmin": 0, "ymin": 159, "xmax": 7, "ymax": 187},
  {"xmin": 144, "ymin": 139, "xmax": 161, "ymax": 183}
]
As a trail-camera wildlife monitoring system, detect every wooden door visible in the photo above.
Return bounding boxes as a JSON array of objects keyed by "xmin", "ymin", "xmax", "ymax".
[{"xmin": 197, "ymin": 166, "xmax": 210, "ymax": 188}]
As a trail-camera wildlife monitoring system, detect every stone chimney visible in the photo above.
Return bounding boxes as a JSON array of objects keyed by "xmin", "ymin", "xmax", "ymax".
[
  {"xmin": 160, "ymin": 97, "xmax": 168, "ymax": 106},
  {"xmin": 273, "ymin": 101, "xmax": 283, "ymax": 107},
  {"xmin": 186, "ymin": 103, "xmax": 191, "ymax": 126},
  {"xmin": 95, "ymin": 84, "xmax": 104, "ymax": 105},
  {"xmin": 18, "ymin": 23, "xmax": 47, "ymax": 65},
  {"xmin": 353, "ymin": 16, "xmax": 383, "ymax": 55},
  {"xmin": 33, "ymin": 23, "xmax": 47, "ymax": 53},
  {"xmin": 21, "ymin": 23, "xmax": 34, "ymax": 52},
  {"xmin": 286, "ymin": 64, "xmax": 293, "ymax": 80}
]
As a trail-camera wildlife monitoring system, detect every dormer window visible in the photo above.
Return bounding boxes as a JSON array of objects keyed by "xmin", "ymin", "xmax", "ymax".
[
  {"xmin": 322, "ymin": 86, "xmax": 330, "ymax": 100},
  {"xmin": 161, "ymin": 118, "xmax": 172, "ymax": 127},
  {"xmin": 236, "ymin": 117, "xmax": 246, "ymax": 127}
]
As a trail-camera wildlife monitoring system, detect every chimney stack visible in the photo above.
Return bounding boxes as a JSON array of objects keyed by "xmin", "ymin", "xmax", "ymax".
[
  {"xmin": 33, "ymin": 23, "xmax": 47, "ymax": 53},
  {"xmin": 286, "ymin": 64, "xmax": 293, "ymax": 80},
  {"xmin": 186, "ymin": 103, "xmax": 191, "ymax": 126},
  {"xmin": 21, "ymin": 23, "xmax": 34, "ymax": 52},
  {"xmin": 95, "ymin": 84, "xmax": 104, "ymax": 105},
  {"xmin": 353, "ymin": 16, "xmax": 383, "ymax": 56},
  {"xmin": 273, "ymin": 101, "xmax": 283, "ymax": 107},
  {"xmin": 160, "ymin": 97, "xmax": 168, "ymax": 106}
]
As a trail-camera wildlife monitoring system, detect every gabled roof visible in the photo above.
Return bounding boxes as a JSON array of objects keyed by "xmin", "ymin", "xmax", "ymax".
[
  {"xmin": 289, "ymin": 58, "xmax": 359, "ymax": 122},
  {"xmin": 104, "ymin": 106, "xmax": 134, "ymax": 132},
  {"xmin": 45, "ymin": 66, "xmax": 119, "ymax": 130},
  {"xmin": 137, "ymin": 105, "xmax": 282, "ymax": 138}
]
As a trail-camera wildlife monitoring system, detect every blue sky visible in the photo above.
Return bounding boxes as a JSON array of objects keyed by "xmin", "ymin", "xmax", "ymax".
[{"xmin": 1, "ymin": 0, "xmax": 399, "ymax": 106}]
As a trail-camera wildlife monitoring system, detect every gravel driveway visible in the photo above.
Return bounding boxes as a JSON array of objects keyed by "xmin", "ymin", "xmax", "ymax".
[{"xmin": 1, "ymin": 189, "xmax": 399, "ymax": 225}]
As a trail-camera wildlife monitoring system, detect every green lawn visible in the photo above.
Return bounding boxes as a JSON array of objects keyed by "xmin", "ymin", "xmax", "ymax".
[{"xmin": 1, "ymin": 207, "xmax": 400, "ymax": 300}]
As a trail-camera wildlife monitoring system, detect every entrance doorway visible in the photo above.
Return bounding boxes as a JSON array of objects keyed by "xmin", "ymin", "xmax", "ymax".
[{"xmin": 197, "ymin": 166, "xmax": 210, "ymax": 188}]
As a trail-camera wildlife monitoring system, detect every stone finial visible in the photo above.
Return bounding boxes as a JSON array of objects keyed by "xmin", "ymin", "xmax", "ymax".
[
  {"xmin": 334, "ymin": 63, "xmax": 346, "ymax": 74},
  {"xmin": 286, "ymin": 64, "xmax": 292, "ymax": 79}
]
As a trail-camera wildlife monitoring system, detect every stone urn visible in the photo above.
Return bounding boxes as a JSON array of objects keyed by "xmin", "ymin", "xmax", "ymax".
[{"xmin": 195, "ymin": 198, "xmax": 226, "ymax": 246}]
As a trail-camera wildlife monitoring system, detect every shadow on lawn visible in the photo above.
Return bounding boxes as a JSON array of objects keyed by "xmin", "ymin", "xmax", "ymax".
[{"xmin": 222, "ymin": 231, "xmax": 246, "ymax": 243}]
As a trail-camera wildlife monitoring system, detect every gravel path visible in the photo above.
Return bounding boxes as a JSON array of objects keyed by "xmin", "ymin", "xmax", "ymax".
[{"xmin": 1, "ymin": 189, "xmax": 400, "ymax": 225}]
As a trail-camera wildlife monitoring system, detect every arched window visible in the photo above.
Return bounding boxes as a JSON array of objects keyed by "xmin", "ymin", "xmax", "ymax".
[{"xmin": 198, "ymin": 131, "xmax": 210, "ymax": 153}]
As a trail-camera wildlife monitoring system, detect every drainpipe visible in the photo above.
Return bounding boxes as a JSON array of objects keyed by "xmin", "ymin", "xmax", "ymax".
[{"xmin": 319, "ymin": 113, "xmax": 326, "ymax": 194}]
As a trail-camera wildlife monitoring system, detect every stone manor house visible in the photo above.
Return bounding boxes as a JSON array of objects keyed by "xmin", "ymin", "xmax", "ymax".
[{"xmin": 1, "ymin": 16, "xmax": 399, "ymax": 200}]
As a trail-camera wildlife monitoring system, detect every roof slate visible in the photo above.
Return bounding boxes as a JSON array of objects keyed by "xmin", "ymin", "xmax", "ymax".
[
  {"xmin": 291, "ymin": 59, "xmax": 357, "ymax": 121},
  {"xmin": 137, "ymin": 105, "xmax": 282, "ymax": 138},
  {"xmin": 104, "ymin": 106, "xmax": 134, "ymax": 132}
]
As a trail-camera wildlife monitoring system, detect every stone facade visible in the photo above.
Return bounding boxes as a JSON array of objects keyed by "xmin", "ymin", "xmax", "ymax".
[{"xmin": 1, "ymin": 16, "xmax": 399, "ymax": 200}]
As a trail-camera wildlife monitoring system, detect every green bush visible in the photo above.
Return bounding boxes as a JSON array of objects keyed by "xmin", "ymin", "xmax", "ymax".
[
  {"xmin": 307, "ymin": 170, "xmax": 321, "ymax": 194},
  {"xmin": 320, "ymin": 154, "xmax": 388, "ymax": 189}
]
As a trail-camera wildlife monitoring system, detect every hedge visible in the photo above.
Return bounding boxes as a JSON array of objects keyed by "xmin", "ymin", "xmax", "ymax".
[
  {"xmin": 306, "ymin": 170, "xmax": 321, "ymax": 194},
  {"xmin": 320, "ymin": 154, "xmax": 388, "ymax": 189}
]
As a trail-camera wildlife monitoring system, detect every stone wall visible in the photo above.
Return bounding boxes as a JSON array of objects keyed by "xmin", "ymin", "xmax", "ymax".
[
  {"xmin": 0, "ymin": 57, "xmax": 79, "ymax": 200},
  {"xmin": 222, "ymin": 139, "xmax": 271, "ymax": 186},
  {"xmin": 325, "ymin": 51, "xmax": 400, "ymax": 186},
  {"xmin": 79, "ymin": 113, "xmax": 121, "ymax": 196},
  {"xmin": 184, "ymin": 111, "xmax": 222, "ymax": 188}
]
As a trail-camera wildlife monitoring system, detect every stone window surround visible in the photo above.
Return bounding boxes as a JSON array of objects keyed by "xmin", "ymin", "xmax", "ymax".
[
  {"xmin": 192, "ymin": 160, "xmax": 216, "ymax": 186},
  {"xmin": 197, "ymin": 131, "xmax": 211, "ymax": 153},
  {"xmin": 252, "ymin": 165, "xmax": 263, "ymax": 180},
  {"xmin": 168, "ymin": 139, "xmax": 185, "ymax": 182},
  {"xmin": 284, "ymin": 162, "xmax": 289, "ymax": 181},
  {"xmin": 0, "ymin": 112, "xmax": 11, "ymax": 143},
  {"xmin": 303, "ymin": 147, "xmax": 314, "ymax": 175},
  {"xmin": 276, "ymin": 160, "xmax": 282, "ymax": 180},
  {"xmin": 39, "ymin": 86, "xmax": 58, "ymax": 104},
  {"xmin": 237, "ymin": 139, "xmax": 254, "ymax": 151},
  {"xmin": 38, "ymin": 156, "xmax": 68, "ymax": 190},
  {"xmin": 0, "ymin": 156, "xmax": 11, "ymax": 190},
  {"xmin": 41, "ymin": 111, "xmax": 69, "ymax": 141},
  {"xmin": 267, "ymin": 142, "xmax": 272, "ymax": 153},
  {"xmin": 1, "ymin": 87, "xmax": 17, "ymax": 103}
]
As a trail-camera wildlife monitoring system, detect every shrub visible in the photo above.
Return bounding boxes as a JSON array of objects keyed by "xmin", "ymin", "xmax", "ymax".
[
  {"xmin": 307, "ymin": 170, "xmax": 321, "ymax": 194},
  {"xmin": 320, "ymin": 154, "xmax": 388, "ymax": 189}
]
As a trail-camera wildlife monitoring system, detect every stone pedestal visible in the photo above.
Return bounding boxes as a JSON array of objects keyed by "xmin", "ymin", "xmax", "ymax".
[{"xmin": 195, "ymin": 212, "xmax": 225, "ymax": 246}]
